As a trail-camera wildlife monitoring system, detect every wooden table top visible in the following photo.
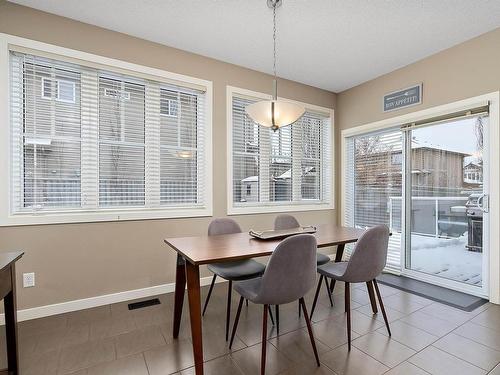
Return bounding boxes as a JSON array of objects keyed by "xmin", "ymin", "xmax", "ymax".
[
  {"xmin": 0, "ymin": 251, "xmax": 23, "ymax": 272},
  {"xmin": 164, "ymin": 224, "xmax": 365, "ymax": 265}
]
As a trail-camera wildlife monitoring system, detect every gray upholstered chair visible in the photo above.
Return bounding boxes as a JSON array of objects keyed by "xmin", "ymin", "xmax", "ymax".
[
  {"xmin": 310, "ymin": 225, "xmax": 391, "ymax": 350},
  {"xmin": 273, "ymin": 214, "xmax": 331, "ymax": 327},
  {"xmin": 203, "ymin": 218, "xmax": 266, "ymax": 341},
  {"xmin": 274, "ymin": 214, "xmax": 330, "ymax": 267},
  {"xmin": 229, "ymin": 234, "xmax": 320, "ymax": 374}
]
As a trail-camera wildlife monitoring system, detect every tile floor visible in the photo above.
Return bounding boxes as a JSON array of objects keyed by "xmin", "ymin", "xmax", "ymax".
[{"xmin": 3, "ymin": 280, "xmax": 500, "ymax": 374}]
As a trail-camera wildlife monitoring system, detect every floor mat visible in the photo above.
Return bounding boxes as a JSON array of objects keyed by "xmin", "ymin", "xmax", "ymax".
[{"xmin": 377, "ymin": 273, "xmax": 488, "ymax": 312}]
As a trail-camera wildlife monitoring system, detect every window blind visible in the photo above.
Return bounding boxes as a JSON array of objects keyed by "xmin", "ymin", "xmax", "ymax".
[
  {"xmin": 10, "ymin": 51, "xmax": 207, "ymax": 216},
  {"xmin": 345, "ymin": 129, "xmax": 403, "ymax": 273},
  {"xmin": 231, "ymin": 96, "xmax": 332, "ymax": 207}
]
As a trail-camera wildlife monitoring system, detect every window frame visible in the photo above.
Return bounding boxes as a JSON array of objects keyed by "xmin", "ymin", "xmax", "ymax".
[
  {"xmin": 0, "ymin": 33, "xmax": 213, "ymax": 226},
  {"xmin": 226, "ymin": 86, "xmax": 335, "ymax": 215}
]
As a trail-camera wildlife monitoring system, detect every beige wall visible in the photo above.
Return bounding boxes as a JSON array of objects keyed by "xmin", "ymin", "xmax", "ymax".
[
  {"xmin": 0, "ymin": 2, "xmax": 337, "ymax": 310},
  {"xmin": 336, "ymin": 26, "xmax": 500, "ymax": 221}
]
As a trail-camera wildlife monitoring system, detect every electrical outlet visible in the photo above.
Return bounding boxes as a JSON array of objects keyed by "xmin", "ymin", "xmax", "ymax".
[{"xmin": 23, "ymin": 272, "xmax": 35, "ymax": 288}]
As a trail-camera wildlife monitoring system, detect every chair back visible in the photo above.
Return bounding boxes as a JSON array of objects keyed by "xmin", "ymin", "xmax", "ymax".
[
  {"xmin": 208, "ymin": 218, "xmax": 242, "ymax": 236},
  {"xmin": 342, "ymin": 225, "xmax": 390, "ymax": 283},
  {"xmin": 274, "ymin": 214, "xmax": 300, "ymax": 230},
  {"xmin": 255, "ymin": 234, "xmax": 317, "ymax": 305}
]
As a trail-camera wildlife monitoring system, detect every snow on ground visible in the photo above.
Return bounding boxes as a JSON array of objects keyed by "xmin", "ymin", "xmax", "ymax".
[{"xmin": 410, "ymin": 233, "xmax": 482, "ymax": 286}]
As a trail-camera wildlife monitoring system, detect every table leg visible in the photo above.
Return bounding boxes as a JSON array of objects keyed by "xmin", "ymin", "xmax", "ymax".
[
  {"xmin": 185, "ymin": 261, "xmax": 204, "ymax": 375},
  {"xmin": 329, "ymin": 244, "xmax": 345, "ymax": 293},
  {"xmin": 4, "ymin": 265, "xmax": 19, "ymax": 374},
  {"xmin": 173, "ymin": 254, "xmax": 186, "ymax": 338}
]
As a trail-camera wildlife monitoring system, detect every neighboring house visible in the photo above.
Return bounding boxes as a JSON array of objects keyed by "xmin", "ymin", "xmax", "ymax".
[
  {"xmin": 463, "ymin": 161, "xmax": 483, "ymax": 185},
  {"xmin": 354, "ymin": 139, "xmax": 475, "ymax": 236},
  {"xmin": 240, "ymin": 166, "xmax": 319, "ymax": 203}
]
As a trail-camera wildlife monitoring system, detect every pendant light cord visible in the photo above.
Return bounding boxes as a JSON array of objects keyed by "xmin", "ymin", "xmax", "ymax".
[{"xmin": 273, "ymin": 3, "xmax": 277, "ymax": 80}]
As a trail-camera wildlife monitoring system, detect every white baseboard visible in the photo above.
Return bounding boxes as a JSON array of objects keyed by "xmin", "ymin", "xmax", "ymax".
[{"xmin": 0, "ymin": 275, "xmax": 224, "ymax": 325}]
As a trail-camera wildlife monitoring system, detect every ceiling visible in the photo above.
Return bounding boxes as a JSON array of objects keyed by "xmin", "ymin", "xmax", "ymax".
[{"xmin": 9, "ymin": 0, "xmax": 500, "ymax": 92}]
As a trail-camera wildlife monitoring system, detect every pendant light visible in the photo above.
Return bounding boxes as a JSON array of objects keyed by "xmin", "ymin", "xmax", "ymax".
[{"xmin": 245, "ymin": 0, "xmax": 305, "ymax": 131}]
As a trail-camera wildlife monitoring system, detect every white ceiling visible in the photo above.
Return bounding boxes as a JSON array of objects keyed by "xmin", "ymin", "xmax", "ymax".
[{"xmin": 9, "ymin": 0, "xmax": 500, "ymax": 92}]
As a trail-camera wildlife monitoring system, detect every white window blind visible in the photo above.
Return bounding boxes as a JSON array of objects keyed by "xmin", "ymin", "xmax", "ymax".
[
  {"xmin": 9, "ymin": 51, "xmax": 208, "ymax": 220},
  {"xmin": 344, "ymin": 129, "xmax": 403, "ymax": 273},
  {"xmin": 231, "ymin": 95, "xmax": 332, "ymax": 210}
]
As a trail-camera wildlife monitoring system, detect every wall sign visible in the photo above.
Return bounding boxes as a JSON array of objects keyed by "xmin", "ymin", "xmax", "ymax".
[{"xmin": 383, "ymin": 84, "xmax": 422, "ymax": 112}]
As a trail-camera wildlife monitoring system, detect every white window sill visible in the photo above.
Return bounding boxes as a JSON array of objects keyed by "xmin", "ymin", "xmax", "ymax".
[
  {"xmin": 228, "ymin": 202, "xmax": 334, "ymax": 216},
  {"xmin": 1, "ymin": 206, "xmax": 212, "ymax": 226}
]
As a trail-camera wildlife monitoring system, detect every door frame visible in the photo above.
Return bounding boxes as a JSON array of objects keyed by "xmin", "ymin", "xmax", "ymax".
[{"xmin": 341, "ymin": 92, "xmax": 500, "ymax": 303}]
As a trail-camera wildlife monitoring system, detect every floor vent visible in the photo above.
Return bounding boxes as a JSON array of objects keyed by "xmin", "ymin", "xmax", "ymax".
[{"xmin": 128, "ymin": 298, "xmax": 161, "ymax": 310}]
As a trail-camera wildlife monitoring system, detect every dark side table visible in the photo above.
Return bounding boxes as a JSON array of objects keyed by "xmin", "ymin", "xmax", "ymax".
[{"xmin": 0, "ymin": 251, "xmax": 23, "ymax": 375}]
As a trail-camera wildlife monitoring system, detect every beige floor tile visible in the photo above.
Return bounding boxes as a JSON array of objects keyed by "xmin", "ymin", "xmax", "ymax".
[
  {"xmin": 230, "ymin": 342, "xmax": 294, "ymax": 375},
  {"xmin": 328, "ymin": 310, "xmax": 384, "ymax": 335},
  {"xmin": 490, "ymin": 363, "xmax": 500, "ymax": 375},
  {"xmin": 278, "ymin": 362, "xmax": 338, "ymax": 374},
  {"xmin": 67, "ymin": 306, "xmax": 111, "ymax": 327},
  {"xmin": 399, "ymin": 310, "xmax": 458, "ymax": 337},
  {"xmin": 86, "ymin": 353, "xmax": 148, "ymax": 375},
  {"xmin": 144, "ymin": 338, "xmax": 194, "ymax": 375},
  {"xmin": 433, "ymin": 332, "xmax": 500, "ymax": 371},
  {"xmin": 384, "ymin": 361, "xmax": 430, "ymax": 375},
  {"xmin": 311, "ymin": 318, "xmax": 360, "ymax": 349},
  {"xmin": 454, "ymin": 321, "xmax": 500, "ymax": 351},
  {"xmin": 418, "ymin": 302, "xmax": 474, "ymax": 325},
  {"xmin": 471, "ymin": 304, "xmax": 500, "ymax": 331},
  {"xmin": 34, "ymin": 324, "xmax": 90, "ymax": 354},
  {"xmin": 408, "ymin": 346, "xmax": 486, "ymax": 375},
  {"xmin": 233, "ymin": 316, "xmax": 274, "ymax": 347},
  {"xmin": 115, "ymin": 325, "xmax": 166, "ymax": 358},
  {"xmin": 355, "ymin": 304, "xmax": 407, "ymax": 323},
  {"xmin": 58, "ymin": 338, "xmax": 115, "ymax": 374},
  {"xmin": 349, "ymin": 288, "xmax": 372, "ymax": 306},
  {"xmin": 351, "ymin": 331, "xmax": 416, "ymax": 367},
  {"xmin": 377, "ymin": 320, "xmax": 438, "ymax": 351},
  {"xmin": 90, "ymin": 314, "xmax": 137, "ymax": 340},
  {"xmin": 201, "ymin": 324, "xmax": 247, "ymax": 361},
  {"xmin": 321, "ymin": 345, "xmax": 389, "ymax": 375},
  {"xmin": 432, "ymin": 333, "xmax": 500, "ymax": 371},
  {"xmin": 310, "ymin": 297, "xmax": 361, "ymax": 323},
  {"xmin": 180, "ymin": 355, "xmax": 244, "ymax": 375},
  {"xmin": 18, "ymin": 314, "xmax": 68, "ymax": 338},
  {"xmin": 268, "ymin": 328, "xmax": 330, "ymax": 365},
  {"xmin": 382, "ymin": 294, "xmax": 428, "ymax": 314},
  {"xmin": 20, "ymin": 348, "xmax": 60, "ymax": 375}
]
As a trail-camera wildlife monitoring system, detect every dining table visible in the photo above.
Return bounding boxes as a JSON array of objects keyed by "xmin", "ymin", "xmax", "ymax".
[{"xmin": 164, "ymin": 224, "xmax": 366, "ymax": 375}]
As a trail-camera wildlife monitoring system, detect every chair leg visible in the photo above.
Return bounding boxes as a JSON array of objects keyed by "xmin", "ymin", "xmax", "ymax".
[
  {"xmin": 366, "ymin": 281, "xmax": 378, "ymax": 314},
  {"xmin": 225, "ymin": 280, "xmax": 232, "ymax": 341},
  {"xmin": 268, "ymin": 305, "xmax": 275, "ymax": 326},
  {"xmin": 329, "ymin": 278, "xmax": 336, "ymax": 294},
  {"xmin": 300, "ymin": 297, "xmax": 320, "ymax": 367},
  {"xmin": 275, "ymin": 305, "xmax": 280, "ymax": 335},
  {"xmin": 345, "ymin": 282, "xmax": 351, "ymax": 351},
  {"xmin": 373, "ymin": 279, "xmax": 391, "ymax": 336},
  {"xmin": 229, "ymin": 296, "xmax": 244, "ymax": 349},
  {"xmin": 324, "ymin": 277, "xmax": 334, "ymax": 307},
  {"xmin": 310, "ymin": 275, "xmax": 323, "ymax": 319},
  {"xmin": 261, "ymin": 304, "xmax": 268, "ymax": 375},
  {"xmin": 298, "ymin": 300, "xmax": 301, "ymax": 318},
  {"xmin": 202, "ymin": 274, "xmax": 217, "ymax": 316},
  {"xmin": 246, "ymin": 299, "xmax": 249, "ymax": 307}
]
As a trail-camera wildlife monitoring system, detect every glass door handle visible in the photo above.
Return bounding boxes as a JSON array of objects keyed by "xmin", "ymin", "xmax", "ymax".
[{"xmin": 478, "ymin": 193, "xmax": 489, "ymax": 213}]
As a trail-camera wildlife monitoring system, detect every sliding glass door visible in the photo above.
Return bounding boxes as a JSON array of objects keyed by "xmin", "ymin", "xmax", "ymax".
[
  {"xmin": 403, "ymin": 115, "xmax": 489, "ymax": 294},
  {"xmin": 344, "ymin": 129, "xmax": 403, "ymax": 273},
  {"xmin": 344, "ymin": 110, "xmax": 490, "ymax": 297}
]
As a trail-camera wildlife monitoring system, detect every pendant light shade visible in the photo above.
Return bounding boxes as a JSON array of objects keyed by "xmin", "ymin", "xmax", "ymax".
[
  {"xmin": 246, "ymin": 98, "xmax": 305, "ymax": 131},
  {"xmin": 245, "ymin": 0, "xmax": 305, "ymax": 131}
]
